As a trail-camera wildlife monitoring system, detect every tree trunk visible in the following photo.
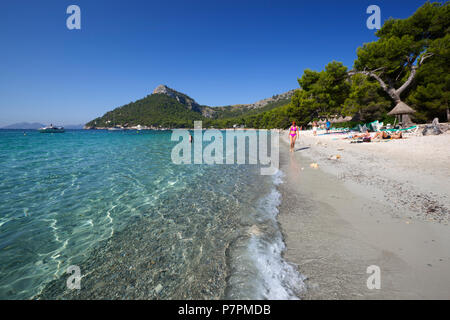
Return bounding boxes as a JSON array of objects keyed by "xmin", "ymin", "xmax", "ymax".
[{"xmin": 348, "ymin": 70, "xmax": 401, "ymax": 102}]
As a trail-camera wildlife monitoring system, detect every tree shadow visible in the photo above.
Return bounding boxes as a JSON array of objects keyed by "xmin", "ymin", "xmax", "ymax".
[{"xmin": 295, "ymin": 147, "xmax": 310, "ymax": 152}]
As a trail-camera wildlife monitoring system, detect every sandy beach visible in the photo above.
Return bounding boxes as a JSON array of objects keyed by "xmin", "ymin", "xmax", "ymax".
[{"xmin": 278, "ymin": 129, "xmax": 450, "ymax": 299}]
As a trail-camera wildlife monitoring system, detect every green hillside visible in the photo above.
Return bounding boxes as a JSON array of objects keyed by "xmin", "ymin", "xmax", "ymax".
[
  {"xmin": 204, "ymin": 102, "xmax": 293, "ymax": 129},
  {"xmin": 85, "ymin": 85, "xmax": 295, "ymax": 129},
  {"xmin": 208, "ymin": 96, "xmax": 292, "ymax": 120},
  {"xmin": 86, "ymin": 94, "xmax": 204, "ymax": 128}
]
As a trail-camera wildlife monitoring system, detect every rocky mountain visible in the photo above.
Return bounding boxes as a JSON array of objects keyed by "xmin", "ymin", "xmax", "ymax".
[
  {"xmin": 152, "ymin": 85, "xmax": 203, "ymax": 113},
  {"xmin": 85, "ymin": 84, "xmax": 295, "ymax": 128},
  {"xmin": 204, "ymin": 89, "xmax": 296, "ymax": 119},
  {"xmin": 218, "ymin": 89, "xmax": 296, "ymax": 110}
]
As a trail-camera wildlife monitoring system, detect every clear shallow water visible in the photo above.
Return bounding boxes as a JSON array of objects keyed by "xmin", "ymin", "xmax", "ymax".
[{"xmin": 0, "ymin": 129, "xmax": 304, "ymax": 299}]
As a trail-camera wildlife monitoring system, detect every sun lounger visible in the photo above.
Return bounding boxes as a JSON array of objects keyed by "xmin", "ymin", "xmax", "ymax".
[
  {"xmin": 381, "ymin": 125, "xmax": 417, "ymax": 133},
  {"xmin": 369, "ymin": 120, "xmax": 383, "ymax": 132}
]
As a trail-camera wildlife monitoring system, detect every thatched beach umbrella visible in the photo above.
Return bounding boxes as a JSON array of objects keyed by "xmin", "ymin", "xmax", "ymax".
[
  {"xmin": 343, "ymin": 116, "xmax": 352, "ymax": 122},
  {"xmin": 336, "ymin": 116, "xmax": 345, "ymax": 123},
  {"xmin": 328, "ymin": 116, "xmax": 348, "ymax": 124},
  {"xmin": 388, "ymin": 101, "xmax": 416, "ymax": 126}
]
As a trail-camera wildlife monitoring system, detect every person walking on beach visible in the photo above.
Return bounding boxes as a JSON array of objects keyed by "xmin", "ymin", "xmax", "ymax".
[
  {"xmin": 312, "ymin": 121, "xmax": 318, "ymax": 136},
  {"xmin": 288, "ymin": 121, "xmax": 299, "ymax": 152},
  {"xmin": 326, "ymin": 120, "xmax": 331, "ymax": 133}
]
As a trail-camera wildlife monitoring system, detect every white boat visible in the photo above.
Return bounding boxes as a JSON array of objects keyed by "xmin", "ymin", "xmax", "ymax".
[{"xmin": 38, "ymin": 125, "xmax": 65, "ymax": 133}]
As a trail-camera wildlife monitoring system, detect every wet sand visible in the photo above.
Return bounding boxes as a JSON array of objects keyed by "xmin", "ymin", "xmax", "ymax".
[{"xmin": 278, "ymin": 131, "xmax": 450, "ymax": 299}]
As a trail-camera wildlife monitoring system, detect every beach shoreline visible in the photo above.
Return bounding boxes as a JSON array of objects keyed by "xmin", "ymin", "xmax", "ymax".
[{"xmin": 277, "ymin": 130, "xmax": 450, "ymax": 299}]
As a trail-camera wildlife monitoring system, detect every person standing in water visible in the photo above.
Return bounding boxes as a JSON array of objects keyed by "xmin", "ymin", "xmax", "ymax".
[
  {"xmin": 288, "ymin": 121, "xmax": 299, "ymax": 152},
  {"xmin": 312, "ymin": 121, "xmax": 318, "ymax": 136}
]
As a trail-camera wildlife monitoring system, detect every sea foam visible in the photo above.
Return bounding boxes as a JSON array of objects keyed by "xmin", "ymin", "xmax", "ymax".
[
  {"xmin": 225, "ymin": 169, "xmax": 306, "ymax": 299},
  {"xmin": 249, "ymin": 170, "xmax": 306, "ymax": 299}
]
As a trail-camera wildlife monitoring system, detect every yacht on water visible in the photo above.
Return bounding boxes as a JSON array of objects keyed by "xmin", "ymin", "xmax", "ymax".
[{"xmin": 38, "ymin": 124, "xmax": 65, "ymax": 133}]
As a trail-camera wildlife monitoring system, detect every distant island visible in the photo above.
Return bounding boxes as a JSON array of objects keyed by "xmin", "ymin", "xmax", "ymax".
[
  {"xmin": 2, "ymin": 122, "xmax": 45, "ymax": 129},
  {"xmin": 1, "ymin": 123, "xmax": 84, "ymax": 130}
]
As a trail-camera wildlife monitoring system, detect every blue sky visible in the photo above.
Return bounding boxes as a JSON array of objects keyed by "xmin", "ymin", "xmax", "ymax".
[{"xmin": 0, "ymin": 0, "xmax": 430, "ymax": 126}]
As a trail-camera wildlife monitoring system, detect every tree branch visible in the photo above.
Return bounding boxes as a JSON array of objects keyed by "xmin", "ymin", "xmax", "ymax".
[
  {"xmin": 348, "ymin": 69, "xmax": 400, "ymax": 102},
  {"xmin": 395, "ymin": 66, "xmax": 417, "ymax": 96},
  {"xmin": 395, "ymin": 53, "xmax": 433, "ymax": 96},
  {"xmin": 419, "ymin": 53, "xmax": 434, "ymax": 65}
]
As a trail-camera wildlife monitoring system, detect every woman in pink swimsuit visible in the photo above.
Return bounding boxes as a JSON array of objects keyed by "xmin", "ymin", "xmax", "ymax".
[{"xmin": 288, "ymin": 121, "xmax": 299, "ymax": 152}]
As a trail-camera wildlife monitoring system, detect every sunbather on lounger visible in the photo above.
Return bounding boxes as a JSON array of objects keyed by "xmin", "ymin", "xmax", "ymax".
[
  {"xmin": 343, "ymin": 130, "xmax": 371, "ymax": 140},
  {"xmin": 372, "ymin": 131, "xmax": 402, "ymax": 140}
]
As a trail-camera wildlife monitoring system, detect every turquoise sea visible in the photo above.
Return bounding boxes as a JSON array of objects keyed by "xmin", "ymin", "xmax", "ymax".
[{"xmin": 0, "ymin": 129, "xmax": 304, "ymax": 299}]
